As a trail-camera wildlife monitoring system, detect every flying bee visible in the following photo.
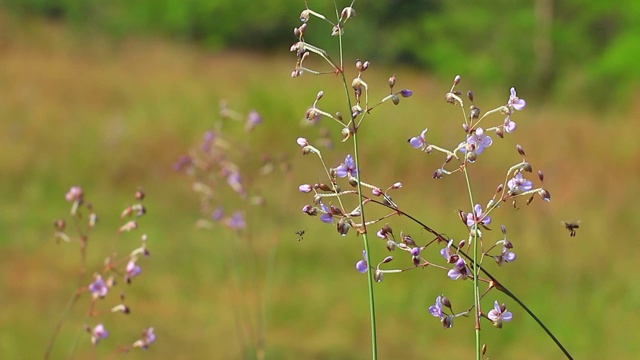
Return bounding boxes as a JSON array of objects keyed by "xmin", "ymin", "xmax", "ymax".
[
  {"xmin": 561, "ymin": 221, "xmax": 581, "ymax": 237},
  {"xmin": 295, "ymin": 230, "xmax": 305, "ymax": 241}
]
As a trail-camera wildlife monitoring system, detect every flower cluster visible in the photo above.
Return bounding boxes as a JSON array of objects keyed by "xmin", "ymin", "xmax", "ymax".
[{"xmin": 50, "ymin": 187, "xmax": 155, "ymax": 355}]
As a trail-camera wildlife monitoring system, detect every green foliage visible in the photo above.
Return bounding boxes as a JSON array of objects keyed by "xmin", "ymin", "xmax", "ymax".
[{"xmin": 2, "ymin": 0, "xmax": 638, "ymax": 106}]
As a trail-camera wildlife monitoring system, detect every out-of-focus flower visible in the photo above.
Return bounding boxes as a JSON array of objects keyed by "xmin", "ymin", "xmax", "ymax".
[
  {"xmin": 90, "ymin": 323, "xmax": 109, "ymax": 345},
  {"xmin": 89, "ymin": 276, "xmax": 109, "ymax": 299},
  {"xmin": 132, "ymin": 327, "xmax": 156, "ymax": 350}
]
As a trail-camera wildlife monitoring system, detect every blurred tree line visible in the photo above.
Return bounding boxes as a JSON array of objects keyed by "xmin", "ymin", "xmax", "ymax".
[{"xmin": 3, "ymin": 0, "xmax": 638, "ymax": 106}]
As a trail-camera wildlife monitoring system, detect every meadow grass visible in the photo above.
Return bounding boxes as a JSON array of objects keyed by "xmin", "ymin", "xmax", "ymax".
[{"xmin": 1, "ymin": 13, "xmax": 640, "ymax": 359}]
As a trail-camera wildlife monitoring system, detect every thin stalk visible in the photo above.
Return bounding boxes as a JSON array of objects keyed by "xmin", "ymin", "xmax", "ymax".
[{"xmin": 462, "ymin": 165, "xmax": 482, "ymax": 360}]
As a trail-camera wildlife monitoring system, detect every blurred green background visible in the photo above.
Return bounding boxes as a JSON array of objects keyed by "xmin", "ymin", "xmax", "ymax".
[{"xmin": 1, "ymin": 0, "xmax": 639, "ymax": 359}]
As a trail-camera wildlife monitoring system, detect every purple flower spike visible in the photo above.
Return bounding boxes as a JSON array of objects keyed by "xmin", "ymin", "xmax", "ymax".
[
  {"xmin": 488, "ymin": 301, "xmax": 513, "ymax": 328},
  {"xmin": 356, "ymin": 250, "xmax": 368, "ymax": 273},
  {"xmin": 507, "ymin": 173, "xmax": 534, "ymax": 195},
  {"xmin": 508, "ymin": 87, "xmax": 526, "ymax": 111},
  {"xmin": 466, "ymin": 204, "xmax": 491, "ymax": 227},
  {"xmin": 409, "ymin": 128, "xmax": 429, "ymax": 150},
  {"xmin": 335, "ymin": 154, "xmax": 358, "ymax": 178}
]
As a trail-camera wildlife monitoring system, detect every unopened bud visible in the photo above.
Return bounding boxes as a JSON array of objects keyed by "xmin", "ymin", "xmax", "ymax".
[
  {"xmin": 462, "ymin": 123, "xmax": 470, "ymax": 133},
  {"xmin": 521, "ymin": 162, "xmax": 533, "ymax": 172},
  {"xmin": 538, "ymin": 188, "xmax": 551, "ymax": 202},
  {"xmin": 470, "ymin": 105, "xmax": 480, "ymax": 120},
  {"xmin": 374, "ymin": 269, "xmax": 384, "ymax": 282},
  {"xmin": 388, "ymin": 74, "xmax": 396, "ymax": 88},
  {"xmin": 337, "ymin": 218, "xmax": 350, "ymax": 236},
  {"xmin": 496, "ymin": 127, "xmax": 504, "ymax": 138},
  {"xmin": 54, "ymin": 219, "xmax": 66, "ymax": 230},
  {"xmin": 355, "ymin": 59, "xmax": 363, "ymax": 71},
  {"xmin": 458, "ymin": 210, "xmax": 467, "ymax": 224},
  {"xmin": 351, "ymin": 105, "xmax": 362, "ymax": 118},
  {"xmin": 445, "ymin": 92, "xmax": 456, "ymax": 104},
  {"xmin": 403, "ymin": 235, "xmax": 415, "ymax": 246},
  {"xmin": 467, "ymin": 90, "xmax": 474, "ymax": 102},
  {"xmin": 383, "ymin": 256, "xmax": 394, "ymax": 263},
  {"xmin": 453, "ymin": 75, "xmax": 461, "ymax": 85},
  {"xmin": 341, "ymin": 6, "xmax": 356, "ymax": 19},
  {"xmin": 386, "ymin": 240, "xmax": 396, "ymax": 252},
  {"xmin": 305, "ymin": 107, "xmax": 322, "ymax": 121},
  {"xmin": 341, "ymin": 127, "xmax": 352, "ymax": 142},
  {"xmin": 445, "ymin": 154, "xmax": 453, "ymax": 163},
  {"xmin": 400, "ymin": 89, "xmax": 413, "ymax": 97},
  {"xmin": 482, "ymin": 344, "xmax": 487, "ymax": 356},
  {"xmin": 335, "ymin": 112, "xmax": 343, "ymax": 121},
  {"xmin": 527, "ymin": 195, "xmax": 535, "ymax": 205},
  {"xmin": 433, "ymin": 169, "xmax": 444, "ymax": 179},
  {"xmin": 362, "ymin": 60, "xmax": 370, "ymax": 71},
  {"xmin": 458, "ymin": 239, "xmax": 466, "ymax": 248},
  {"xmin": 516, "ymin": 144, "xmax": 526, "ymax": 156},
  {"xmin": 496, "ymin": 183, "xmax": 503, "ymax": 193},
  {"xmin": 300, "ymin": 9, "xmax": 310, "ymax": 22},
  {"xmin": 466, "ymin": 152, "xmax": 477, "ymax": 163},
  {"xmin": 538, "ymin": 170, "xmax": 544, "ymax": 182},
  {"xmin": 501, "ymin": 224, "xmax": 507, "ymax": 234},
  {"xmin": 442, "ymin": 295, "xmax": 452, "ymax": 309},
  {"xmin": 316, "ymin": 90, "xmax": 324, "ymax": 100},
  {"xmin": 391, "ymin": 94, "xmax": 400, "ymax": 105}
]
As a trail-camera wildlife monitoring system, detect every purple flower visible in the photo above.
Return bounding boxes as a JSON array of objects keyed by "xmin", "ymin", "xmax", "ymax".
[
  {"xmin": 319, "ymin": 202, "xmax": 334, "ymax": 223},
  {"xmin": 296, "ymin": 137, "xmax": 309, "ymax": 147},
  {"xmin": 504, "ymin": 116, "xmax": 517, "ymax": 133},
  {"xmin": 447, "ymin": 258, "xmax": 471, "ymax": 280},
  {"xmin": 173, "ymin": 155, "xmax": 192, "ymax": 171},
  {"xmin": 65, "ymin": 186, "xmax": 84, "ymax": 203},
  {"xmin": 335, "ymin": 154, "xmax": 358, "ymax": 178},
  {"xmin": 409, "ymin": 128, "xmax": 429, "ymax": 151},
  {"xmin": 211, "ymin": 207, "xmax": 224, "ymax": 221},
  {"xmin": 226, "ymin": 170, "xmax": 245, "ymax": 195},
  {"xmin": 466, "ymin": 204, "xmax": 492, "ymax": 227},
  {"xmin": 227, "ymin": 212, "xmax": 246, "ymax": 230},
  {"xmin": 132, "ymin": 327, "xmax": 156, "ymax": 350},
  {"xmin": 429, "ymin": 296, "xmax": 453, "ymax": 328},
  {"xmin": 355, "ymin": 250, "xmax": 368, "ymax": 273},
  {"xmin": 400, "ymin": 89, "xmax": 413, "ymax": 97},
  {"xmin": 90, "ymin": 324, "xmax": 109, "ymax": 345},
  {"xmin": 508, "ymin": 87, "xmax": 526, "ymax": 111},
  {"xmin": 487, "ymin": 301, "xmax": 513, "ymax": 328},
  {"xmin": 89, "ymin": 276, "xmax": 108, "ymax": 299},
  {"xmin": 507, "ymin": 173, "xmax": 534, "ymax": 195},
  {"xmin": 126, "ymin": 259, "xmax": 142, "ymax": 282},
  {"xmin": 299, "ymin": 184, "xmax": 313, "ymax": 193},
  {"xmin": 201, "ymin": 131, "xmax": 216, "ymax": 152},
  {"xmin": 245, "ymin": 110, "xmax": 263, "ymax": 132},
  {"xmin": 496, "ymin": 247, "xmax": 516, "ymax": 266},
  {"xmin": 460, "ymin": 128, "xmax": 493, "ymax": 154}
]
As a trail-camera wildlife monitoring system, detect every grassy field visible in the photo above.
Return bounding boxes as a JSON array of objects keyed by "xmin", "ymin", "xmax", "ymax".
[{"xmin": 2, "ymin": 13, "xmax": 640, "ymax": 359}]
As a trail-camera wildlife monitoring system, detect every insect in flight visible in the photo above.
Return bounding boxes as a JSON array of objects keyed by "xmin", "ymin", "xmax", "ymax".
[
  {"xmin": 295, "ymin": 230, "xmax": 305, "ymax": 241},
  {"xmin": 561, "ymin": 221, "xmax": 580, "ymax": 237}
]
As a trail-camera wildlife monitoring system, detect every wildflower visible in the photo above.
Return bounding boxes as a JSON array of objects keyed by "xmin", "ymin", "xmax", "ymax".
[
  {"xmin": 201, "ymin": 131, "xmax": 215, "ymax": 152},
  {"xmin": 508, "ymin": 87, "xmax": 526, "ymax": 111},
  {"xmin": 298, "ymin": 184, "xmax": 313, "ymax": 193},
  {"xmin": 90, "ymin": 324, "xmax": 109, "ymax": 345},
  {"xmin": 466, "ymin": 204, "xmax": 492, "ymax": 227},
  {"xmin": 335, "ymin": 154, "xmax": 358, "ymax": 178},
  {"xmin": 409, "ymin": 128, "xmax": 429, "ymax": 151},
  {"xmin": 507, "ymin": 173, "xmax": 534, "ymax": 195},
  {"xmin": 460, "ymin": 128, "xmax": 493, "ymax": 154},
  {"xmin": 447, "ymin": 258, "xmax": 471, "ymax": 280},
  {"xmin": 227, "ymin": 212, "xmax": 246, "ymax": 230},
  {"xmin": 429, "ymin": 296, "xmax": 453, "ymax": 328},
  {"xmin": 125, "ymin": 259, "xmax": 142, "ymax": 283},
  {"xmin": 132, "ymin": 327, "xmax": 156, "ymax": 350},
  {"xmin": 504, "ymin": 115, "xmax": 517, "ymax": 133},
  {"xmin": 319, "ymin": 202, "xmax": 334, "ymax": 223},
  {"xmin": 89, "ymin": 276, "xmax": 109, "ymax": 299},
  {"xmin": 355, "ymin": 250, "xmax": 368, "ymax": 273},
  {"xmin": 65, "ymin": 186, "xmax": 84, "ymax": 203},
  {"xmin": 245, "ymin": 110, "xmax": 262, "ymax": 132},
  {"xmin": 495, "ymin": 247, "xmax": 516, "ymax": 266},
  {"xmin": 487, "ymin": 301, "xmax": 513, "ymax": 328}
]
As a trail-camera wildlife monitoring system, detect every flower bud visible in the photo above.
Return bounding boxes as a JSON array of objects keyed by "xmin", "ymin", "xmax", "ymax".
[
  {"xmin": 383, "ymin": 256, "xmax": 394, "ymax": 263},
  {"xmin": 516, "ymin": 144, "xmax": 526, "ymax": 156},
  {"xmin": 496, "ymin": 183, "xmax": 503, "ymax": 193},
  {"xmin": 433, "ymin": 169, "xmax": 444, "ymax": 179},
  {"xmin": 54, "ymin": 219, "xmax": 66, "ymax": 230},
  {"xmin": 316, "ymin": 90, "xmax": 324, "ymax": 100},
  {"xmin": 403, "ymin": 234, "xmax": 415, "ymax": 246},
  {"xmin": 466, "ymin": 152, "xmax": 477, "ymax": 163},
  {"xmin": 300, "ymin": 9, "xmax": 310, "ymax": 22},
  {"xmin": 341, "ymin": 7, "xmax": 356, "ymax": 19},
  {"xmin": 362, "ymin": 60, "xmax": 370, "ymax": 71},
  {"xmin": 374, "ymin": 269, "xmax": 384, "ymax": 282},
  {"xmin": 442, "ymin": 295, "xmax": 452, "ymax": 309},
  {"xmin": 538, "ymin": 188, "xmax": 551, "ymax": 202},
  {"xmin": 386, "ymin": 240, "xmax": 396, "ymax": 252},
  {"xmin": 470, "ymin": 105, "xmax": 480, "ymax": 120},
  {"xmin": 341, "ymin": 127, "xmax": 352, "ymax": 142},
  {"xmin": 445, "ymin": 92, "xmax": 456, "ymax": 104},
  {"xmin": 458, "ymin": 239, "xmax": 466, "ymax": 248},
  {"xmin": 305, "ymin": 107, "xmax": 321, "ymax": 121},
  {"xmin": 391, "ymin": 94, "xmax": 400, "ymax": 105},
  {"xmin": 538, "ymin": 170, "xmax": 544, "ymax": 182},
  {"xmin": 453, "ymin": 75, "xmax": 461, "ymax": 85},
  {"xmin": 400, "ymin": 89, "xmax": 413, "ymax": 97},
  {"xmin": 467, "ymin": 90, "xmax": 474, "ymax": 102},
  {"xmin": 337, "ymin": 218, "xmax": 350, "ymax": 236},
  {"xmin": 496, "ymin": 127, "xmax": 504, "ymax": 138},
  {"xmin": 355, "ymin": 59, "xmax": 363, "ymax": 71},
  {"xmin": 351, "ymin": 105, "xmax": 363, "ymax": 118},
  {"xmin": 299, "ymin": 184, "xmax": 313, "ymax": 193},
  {"xmin": 501, "ymin": 224, "xmax": 507, "ymax": 234},
  {"xmin": 388, "ymin": 74, "xmax": 396, "ymax": 88}
]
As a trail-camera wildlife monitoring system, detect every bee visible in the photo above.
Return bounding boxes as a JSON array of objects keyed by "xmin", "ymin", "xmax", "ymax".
[
  {"xmin": 295, "ymin": 230, "xmax": 305, "ymax": 241},
  {"xmin": 561, "ymin": 221, "xmax": 580, "ymax": 237}
]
